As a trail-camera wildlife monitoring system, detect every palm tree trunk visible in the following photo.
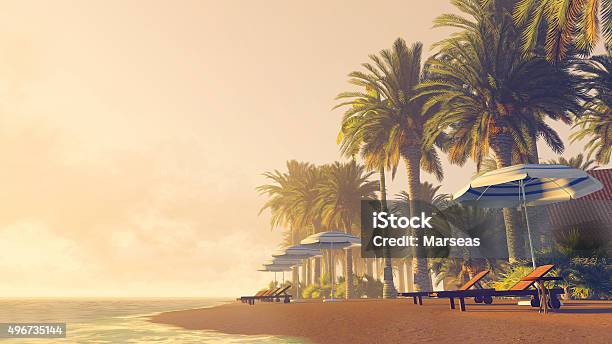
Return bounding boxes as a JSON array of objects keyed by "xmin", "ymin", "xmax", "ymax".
[
  {"xmin": 314, "ymin": 257, "xmax": 321, "ymax": 284},
  {"xmin": 344, "ymin": 246, "xmax": 353, "ymax": 299},
  {"xmin": 365, "ymin": 258, "xmax": 373, "ymax": 277},
  {"xmin": 292, "ymin": 266, "xmax": 299, "ymax": 298},
  {"xmin": 491, "ymin": 133, "xmax": 525, "ymax": 262},
  {"xmin": 525, "ymin": 136, "xmax": 549, "ymax": 252},
  {"xmin": 405, "ymin": 258, "xmax": 414, "ymax": 292},
  {"xmin": 403, "ymin": 146, "xmax": 432, "ymax": 291},
  {"xmin": 291, "ymin": 227, "xmax": 300, "ymax": 298},
  {"xmin": 300, "ymin": 261, "xmax": 307, "ymax": 290},
  {"xmin": 398, "ymin": 260, "xmax": 405, "ymax": 292},
  {"xmin": 379, "ymin": 165, "xmax": 397, "ymax": 298}
]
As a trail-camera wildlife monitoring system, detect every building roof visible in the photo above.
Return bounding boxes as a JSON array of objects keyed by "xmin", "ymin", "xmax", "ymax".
[
  {"xmin": 546, "ymin": 168, "xmax": 611, "ymax": 230},
  {"xmin": 581, "ymin": 168, "xmax": 612, "ymax": 200}
]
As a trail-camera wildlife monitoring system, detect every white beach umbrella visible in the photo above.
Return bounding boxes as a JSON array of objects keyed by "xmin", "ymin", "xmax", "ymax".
[
  {"xmin": 300, "ymin": 231, "xmax": 361, "ymax": 301},
  {"xmin": 453, "ymin": 164, "xmax": 603, "ymax": 267},
  {"xmin": 259, "ymin": 262, "xmax": 295, "ymax": 284},
  {"xmin": 272, "ymin": 244, "xmax": 323, "ymax": 259},
  {"xmin": 272, "ymin": 245, "xmax": 323, "ymax": 299},
  {"xmin": 263, "ymin": 257, "xmax": 300, "ymax": 266}
]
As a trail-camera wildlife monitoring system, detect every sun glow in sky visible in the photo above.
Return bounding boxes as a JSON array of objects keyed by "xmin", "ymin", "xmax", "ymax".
[{"xmin": 0, "ymin": 0, "xmax": 605, "ymax": 297}]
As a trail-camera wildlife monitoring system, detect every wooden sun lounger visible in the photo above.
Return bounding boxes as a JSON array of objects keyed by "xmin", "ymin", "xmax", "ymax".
[
  {"xmin": 258, "ymin": 285, "xmax": 292, "ymax": 303},
  {"xmin": 430, "ymin": 265, "xmax": 564, "ymax": 313},
  {"xmin": 399, "ymin": 270, "xmax": 490, "ymax": 305},
  {"xmin": 239, "ymin": 287, "xmax": 276, "ymax": 304},
  {"xmin": 240, "ymin": 285, "xmax": 292, "ymax": 305}
]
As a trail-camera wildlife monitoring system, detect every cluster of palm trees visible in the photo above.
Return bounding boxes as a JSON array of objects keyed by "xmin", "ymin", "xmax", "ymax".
[
  {"xmin": 258, "ymin": 0, "xmax": 610, "ymax": 299},
  {"xmin": 258, "ymin": 160, "xmax": 378, "ymax": 298}
]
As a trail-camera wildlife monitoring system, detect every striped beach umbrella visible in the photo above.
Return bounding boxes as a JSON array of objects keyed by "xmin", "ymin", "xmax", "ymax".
[{"xmin": 453, "ymin": 164, "xmax": 603, "ymax": 267}]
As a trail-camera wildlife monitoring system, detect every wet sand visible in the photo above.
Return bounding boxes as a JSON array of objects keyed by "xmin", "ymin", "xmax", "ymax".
[{"xmin": 150, "ymin": 298, "xmax": 611, "ymax": 344}]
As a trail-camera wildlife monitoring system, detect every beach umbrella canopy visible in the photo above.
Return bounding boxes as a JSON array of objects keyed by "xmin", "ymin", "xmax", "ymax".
[
  {"xmin": 454, "ymin": 164, "xmax": 603, "ymax": 208},
  {"xmin": 258, "ymin": 263, "xmax": 294, "ymax": 284},
  {"xmin": 300, "ymin": 231, "xmax": 361, "ymax": 301},
  {"xmin": 271, "ymin": 245, "xmax": 322, "ymax": 301},
  {"xmin": 272, "ymin": 244, "xmax": 322, "ymax": 260},
  {"xmin": 300, "ymin": 231, "xmax": 361, "ymax": 249},
  {"xmin": 263, "ymin": 257, "xmax": 300, "ymax": 266},
  {"xmin": 453, "ymin": 164, "xmax": 603, "ymax": 267},
  {"xmin": 257, "ymin": 264, "xmax": 293, "ymax": 272}
]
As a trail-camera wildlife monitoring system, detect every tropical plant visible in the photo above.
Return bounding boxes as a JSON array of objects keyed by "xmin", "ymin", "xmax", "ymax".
[
  {"xmin": 430, "ymin": 201, "xmax": 509, "ymax": 289},
  {"xmin": 571, "ymin": 51, "xmax": 612, "ymax": 164},
  {"xmin": 315, "ymin": 161, "xmax": 378, "ymax": 298},
  {"xmin": 472, "ymin": 157, "xmax": 499, "ymax": 177},
  {"xmin": 395, "ymin": 181, "xmax": 453, "ymax": 209},
  {"xmin": 513, "ymin": 0, "xmax": 612, "ymax": 63},
  {"xmin": 419, "ymin": 0, "xmax": 583, "ymax": 261},
  {"xmin": 492, "ymin": 264, "xmax": 552, "ymax": 290},
  {"xmin": 258, "ymin": 161, "xmax": 328, "ymax": 295},
  {"xmin": 335, "ymin": 80, "xmax": 399, "ymax": 297},
  {"xmin": 546, "ymin": 153, "xmax": 601, "ymax": 170},
  {"xmin": 538, "ymin": 225, "xmax": 611, "ymax": 299},
  {"xmin": 564, "ymin": 258, "xmax": 610, "ymax": 299},
  {"xmin": 336, "ymin": 38, "xmax": 449, "ymax": 291}
]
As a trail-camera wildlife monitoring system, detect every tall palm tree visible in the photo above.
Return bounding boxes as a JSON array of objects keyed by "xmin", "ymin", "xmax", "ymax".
[
  {"xmin": 513, "ymin": 0, "xmax": 612, "ymax": 63},
  {"xmin": 418, "ymin": 0, "xmax": 583, "ymax": 261},
  {"xmin": 546, "ymin": 153, "xmax": 601, "ymax": 170},
  {"xmin": 335, "ymin": 80, "xmax": 400, "ymax": 297},
  {"xmin": 258, "ymin": 160, "xmax": 318, "ymax": 296},
  {"xmin": 336, "ymin": 38, "xmax": 446, "ymax": 291},
  {"xmin": 571, "ymin": 51, "xmax": 612, "ymax": 164},
  {"xmin": 315, "ymin": 161, "xmax": 378, "ymax": 299}
]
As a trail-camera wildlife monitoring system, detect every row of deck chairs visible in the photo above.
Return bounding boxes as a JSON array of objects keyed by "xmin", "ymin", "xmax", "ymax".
[
  {"xmin": 239, "ymin": 265, "xmax": 564, "ymax": 313},
  {"xmin": 239, "ymin": 284, "xmax": 292, "ymax": 305},
  {"xmin": 399, "ymin": 264, "xmax": 564, "ymax": 313}
]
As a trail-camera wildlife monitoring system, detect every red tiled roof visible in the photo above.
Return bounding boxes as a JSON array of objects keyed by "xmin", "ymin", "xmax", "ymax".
[
  {"xmin": 581, "ymin": 168, "xmax": 612, "ymax": 200},
  {"xmin": 546, "ymin": 168, "xmax": 611, "ymax": 229}
]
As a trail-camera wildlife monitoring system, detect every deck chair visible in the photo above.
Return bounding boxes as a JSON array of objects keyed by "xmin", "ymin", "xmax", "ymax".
[
  {"xmin": 399, "ymin": 270, "xmax": 490, "ymax": 305},
  {"xmin": 258, "ymin": 284, "xmax": 292, "ymax": 304},
  {"xmin": 430, "ymin": 265, "xmax": 564, "ymax": 312},
  {"xmin": 239, "ymin": 287, "xmax": 278, "ymax": 305},
  {"xmin": 240, "ymin": 285, "xmax": 293, "ymax": 305}
]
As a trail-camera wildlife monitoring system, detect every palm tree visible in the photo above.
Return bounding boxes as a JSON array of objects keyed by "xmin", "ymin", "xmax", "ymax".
[
  {"xmin": 571, "ymin": 51, "xmax": 612, "ymax": 164},
  {"xmin": 258, "ymin": 160, "xmax": 319, "ymax": 296},
  {"xmin": 315, "ymin": 161, "xmax": 378, "ymax": 299},
  {"xmin": 546, "ymin": 153, "xmax": 601, "ymax": 171},
  {"xmin": 336, "ymin": 38, "xmax": 446, "ymax": 291},
  {"xmin": 335, "ymin": 78, "xmax": 399, "ymax": 297},
  {"xmin": 395, "ymin": 181, "xmax": 453, "ymax": 210},
  {"xmin": 513, "ymin": 0, "xmax": 612, "ymax": 63},
  {"xmin": 418, "ymin": 0, "xmax": 583, "ymax": 261}
]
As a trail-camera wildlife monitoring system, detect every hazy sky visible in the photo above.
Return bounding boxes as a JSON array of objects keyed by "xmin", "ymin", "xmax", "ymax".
[{"xmin": 0, "ymin": 0, "xmax": 607, "ymax": 297}]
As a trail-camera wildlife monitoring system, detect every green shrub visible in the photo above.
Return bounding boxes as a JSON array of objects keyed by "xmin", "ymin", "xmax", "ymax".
[
  {"xmin": 564, "ymin": 258, "xmax": 610, "ymax": 299},
  {"xmin": 302, "ymin": 284, "xmax": 318, "ymax": 299},
  {"xmin": 493, "ymin": 264, "xmax": 561, "ymax": 290}
]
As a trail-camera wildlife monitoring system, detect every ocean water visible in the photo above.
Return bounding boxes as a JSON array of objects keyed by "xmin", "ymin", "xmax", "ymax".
[{"xmin": 0, "ymin": 298, "xmax": 304, "ymax": 343}]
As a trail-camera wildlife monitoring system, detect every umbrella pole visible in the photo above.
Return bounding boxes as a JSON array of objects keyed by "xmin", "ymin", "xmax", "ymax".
[
  {"xmin": 297, "ymin": 265, "xmax": 300, "ymax": 300},
  {"xmin": 520, "ymin": 180, "xmax": 537, "ymax": 269}
]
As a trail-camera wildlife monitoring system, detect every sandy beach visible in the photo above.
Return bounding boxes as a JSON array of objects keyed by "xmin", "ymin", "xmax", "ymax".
[{"xmin": 150, "ymin": 298, "xmax": 611, "ymax": 344}]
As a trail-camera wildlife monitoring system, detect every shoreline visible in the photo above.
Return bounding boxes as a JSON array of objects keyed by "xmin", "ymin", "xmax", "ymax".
[{"xmin": 150, "ymin": 298, "xmax": 611, "ymax": 344}]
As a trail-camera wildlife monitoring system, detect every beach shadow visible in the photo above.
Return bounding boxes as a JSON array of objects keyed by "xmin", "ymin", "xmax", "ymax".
[{"xmin": 554, "ymin": 308, "xmax": 612, "ymax": 314}]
